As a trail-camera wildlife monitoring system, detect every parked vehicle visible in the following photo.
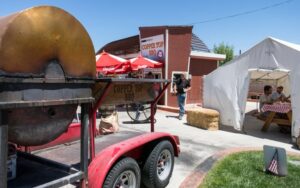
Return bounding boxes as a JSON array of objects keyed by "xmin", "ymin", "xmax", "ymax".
[
  {"xmin": 0, "ymin": 6, "xmax": 180, "ymax": 188},
  {"xmin": 7, "ymin": 79, "xmax": 180, "ymax": 188}
]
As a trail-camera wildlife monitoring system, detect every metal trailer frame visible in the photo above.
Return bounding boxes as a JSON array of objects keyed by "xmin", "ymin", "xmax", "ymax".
[
  {"xmin": 1, "ymin": 99, "xmax": 93, "ymax": 188},
  {"xmin": 1, "ymin": 78, "xmax": 173, "ymax": 187},
  {"xmin": 89, "ymin": 78, "xmax": 170, "ymax": 160},
  {"xmin": 0, "ymin": 111, "xmax": 8, "ymax": 187},
  {"xmin": 87, "ymin": 78, "xmax": 180, "ymax": 188}
]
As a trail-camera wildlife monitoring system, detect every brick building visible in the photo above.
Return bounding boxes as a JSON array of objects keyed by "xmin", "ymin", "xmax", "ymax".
[{"xmin": 98, "ymin": 26, "xmax": 225, "ymax": 107}]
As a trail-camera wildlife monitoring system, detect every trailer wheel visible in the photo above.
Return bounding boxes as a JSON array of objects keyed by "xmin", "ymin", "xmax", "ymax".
[
  {"xmin": 126, "ymin": 103, "xmax": 157, "ymax": 122},
  {"xmin": 103, "ymin": 157, "xmax": 141, "ymax": 188},
  {"xmin": 142, "ymin": 140, "xmax": 174, "ymax": 188}
]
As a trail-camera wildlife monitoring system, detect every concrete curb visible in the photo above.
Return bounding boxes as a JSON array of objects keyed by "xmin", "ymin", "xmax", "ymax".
[
  {"xmin": 157, "ymin": 104, "xmax": 202, "ymax": 114},
  {"xmin": 179, "ymin": 147, "xmax": 300, "ymax": 188},
  {"xmin": 157, "ymin": 105, "xmax": 179, "ymax": 113}
]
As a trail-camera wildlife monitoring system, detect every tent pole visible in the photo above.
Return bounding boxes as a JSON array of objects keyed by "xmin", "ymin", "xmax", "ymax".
[
  {"xmin": 255, "ymin": 72, "xmax": 270, "ymax": 81},
  {"xmin": 277, "ymin": 74, "xmax": 289, "ymax": 81}
]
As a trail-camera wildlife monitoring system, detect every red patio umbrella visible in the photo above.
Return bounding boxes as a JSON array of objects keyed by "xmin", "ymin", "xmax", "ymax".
[
  {"xmin": 96, "ymin": 51, "xmax": 128, "ymax": 72},
  {"xmin": 105, "ymin": 61, "xmax": 132, "ymax": 75},
  {"xmin": 129, "ymin": 55, "xmax": 163, "ymax": 71}
]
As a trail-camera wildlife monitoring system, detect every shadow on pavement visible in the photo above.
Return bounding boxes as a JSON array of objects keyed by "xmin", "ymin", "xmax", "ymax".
[
  {"xmin": 219, "ymin": 113, "xmax": 292, "ymax": 145},
  {"xmin": 174, "ymin": 137, "xmax": 224, "ymax": 168},
  {"xmin": 122, "ymin": 119, "xmax": 156, "ymax": 124},
  {"xmin": 166, "ymin": 115, "xmax": 179, "ymax": 119}
]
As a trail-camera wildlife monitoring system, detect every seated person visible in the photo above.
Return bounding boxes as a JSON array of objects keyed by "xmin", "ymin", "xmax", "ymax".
[
  {"xmin": 127, "ymin": 72, "xmax": 138, "ymax": 78},
  {"xmin": 126, "ymin": 72, "xmax": 133, "ymax": 78},
  {"xmin": 271, "ymin": 86, "xmax": 290, "ymax": 103},
  {"xmin": 259, "ymin": 85, "xmax": 273, "ymax": 112},
  {"xmin": 145, "ymin": 71, "xmax": 155, "ymax": 79}
]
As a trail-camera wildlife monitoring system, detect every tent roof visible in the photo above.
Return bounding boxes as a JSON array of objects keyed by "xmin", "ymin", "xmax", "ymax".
[
  {"xmin": 222, "ymin": 37, "xmax": 300, "ymax": 68},
  {"xmin": 270, "ymin": 37, "xmax": 300, "ymax": 51},
  {"xmin": 249, "ymin": 69, "xmax": 289, "ymax": 80}
]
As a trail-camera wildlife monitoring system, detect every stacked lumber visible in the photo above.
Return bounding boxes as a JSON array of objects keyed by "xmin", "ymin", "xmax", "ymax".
[{"xmin": 186, "ymin": 107, "xmax": 220, "ymax": 131}]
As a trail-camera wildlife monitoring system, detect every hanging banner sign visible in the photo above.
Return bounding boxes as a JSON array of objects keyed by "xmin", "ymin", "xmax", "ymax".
[{"xmin": 140, "ymin": 34, "xmax": 164, "ymax": 61}]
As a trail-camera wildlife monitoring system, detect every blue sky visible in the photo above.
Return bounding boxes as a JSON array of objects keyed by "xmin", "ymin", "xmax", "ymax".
[{"xmin": 0, "ymin": 0, "xmax": 299, "ymax": 54}]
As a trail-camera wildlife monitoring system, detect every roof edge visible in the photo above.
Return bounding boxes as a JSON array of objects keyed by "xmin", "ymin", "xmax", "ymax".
[
  {"xmin": 190, "ymin": 51, "xmax": 226, "ymax": 61},
  {"xmin": 268, "ymin": 36, "xmax": 300, "ymax": 51},
  {"xmin": 97, "ymin": 35, "xmax": 139, "ymax": 54},
  {"xmin": 139, "ymin": 25, "xmax": 193, "ymax": 30}
]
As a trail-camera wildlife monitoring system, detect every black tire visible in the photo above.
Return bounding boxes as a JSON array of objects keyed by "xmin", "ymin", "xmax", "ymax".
[
  {"xmin": 103, "ymin": 157, "xmax": 141, "ymax": 188},
  {"xmin": 142, "ymin": 140, "xmax": 175, "ymax": 188},
  {"xmin": 126, "ymin": 103, "xmax": 157, "ymax": 122}
]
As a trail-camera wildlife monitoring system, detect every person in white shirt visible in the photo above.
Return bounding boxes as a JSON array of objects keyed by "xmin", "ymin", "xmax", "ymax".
[
  {"xmin": 259, "ymin": 85, "xmax": 273, "ymax": 111},
  {"xmin": 271, "ymin": 86, "xmax": 290, "ymax": 102}
]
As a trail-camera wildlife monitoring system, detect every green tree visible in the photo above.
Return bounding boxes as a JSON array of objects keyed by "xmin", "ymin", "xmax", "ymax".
[{"xmin": 213, "ymin": 42, "xmax": 234, "ymax": 66}]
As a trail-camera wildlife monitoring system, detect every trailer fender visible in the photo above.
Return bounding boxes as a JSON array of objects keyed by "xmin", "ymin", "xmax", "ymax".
[{"xmin": 88, "ymin": 132, "xmax": 179, "ymax": 188}]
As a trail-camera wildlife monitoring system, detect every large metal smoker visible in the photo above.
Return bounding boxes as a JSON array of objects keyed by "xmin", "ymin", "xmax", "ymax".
[{"xmin": 0, "ymin": 6, "xmax": 96, "ymax": 187}]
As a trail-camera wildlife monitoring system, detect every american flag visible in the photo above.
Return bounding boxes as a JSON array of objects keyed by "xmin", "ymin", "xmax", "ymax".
[{"xmin": 267, "ymin": 150, "xmax": 279, "ymax": 175}]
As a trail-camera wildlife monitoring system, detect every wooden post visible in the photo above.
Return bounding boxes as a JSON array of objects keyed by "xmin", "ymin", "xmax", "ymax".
[{"xmin": 261, "ymin": 112, "xmax": 276, "ymax": 132}]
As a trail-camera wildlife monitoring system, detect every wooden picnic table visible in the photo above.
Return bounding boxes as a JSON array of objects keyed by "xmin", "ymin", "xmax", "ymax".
[{"xmin": 260, "ymin": 103, "xmax": 292, "ymax": 132}]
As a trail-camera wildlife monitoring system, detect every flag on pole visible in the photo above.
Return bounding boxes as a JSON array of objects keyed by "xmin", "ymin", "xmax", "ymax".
[{"xmin": 267, "ymin": 149, "xmax": 279, "ymax": 175}]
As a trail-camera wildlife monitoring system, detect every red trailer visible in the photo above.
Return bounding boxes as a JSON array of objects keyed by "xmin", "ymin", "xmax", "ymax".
[
  {"xmin": 0, "ymin": 6, "xmax": 179, "ymax": 188},
  {"xmin": 5, "ymin": 79, "xmax": 180, "ymax": 188}
]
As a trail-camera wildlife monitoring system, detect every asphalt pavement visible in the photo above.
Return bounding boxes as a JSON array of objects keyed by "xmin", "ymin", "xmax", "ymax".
[
  {"xmin": 117, "ymin": 102, "xmax": 300, "ymax": 188},
  {"xmin": 58, "ymin": 102, "xmax": 299, "ymax": 188}
]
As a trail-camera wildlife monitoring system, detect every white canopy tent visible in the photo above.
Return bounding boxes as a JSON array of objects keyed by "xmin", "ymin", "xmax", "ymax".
[{"xmin": 203, "ymin": 37, "xmax": 300, "ymax": 141}]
